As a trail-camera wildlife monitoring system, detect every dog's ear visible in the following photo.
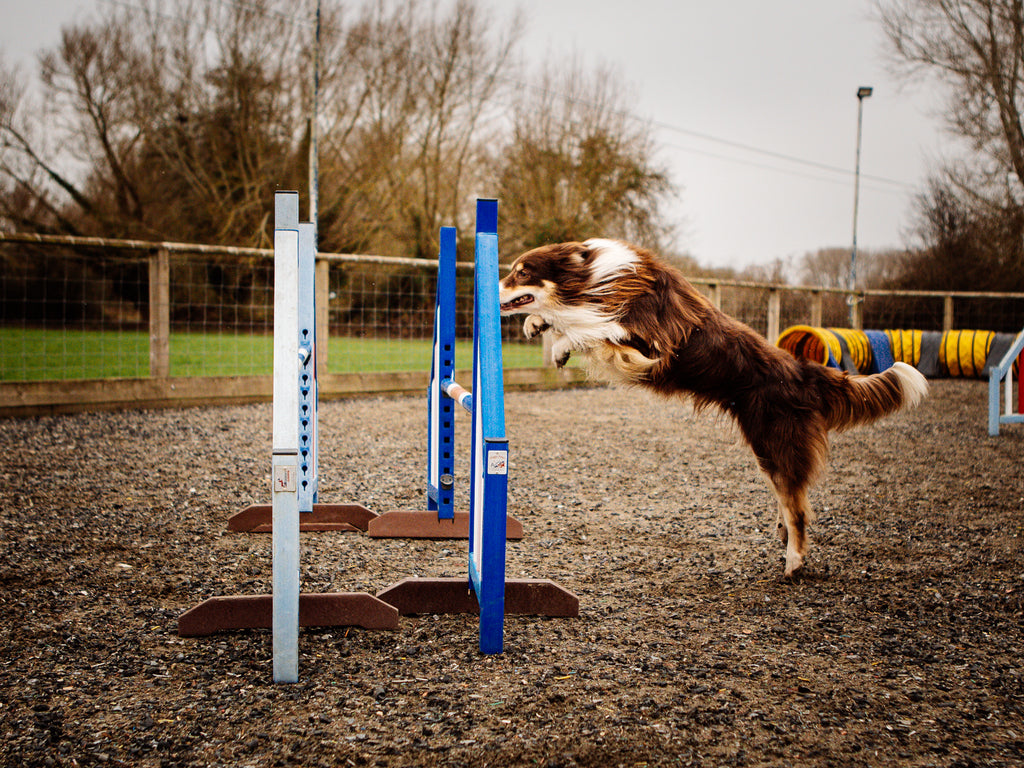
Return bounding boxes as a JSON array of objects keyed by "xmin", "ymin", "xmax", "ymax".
[
  {"xmin": 537, "ymin": 241, "xmax": 589, "ymax": 265},
  {"xmin": 557, "ymin": 242, "xmax": 589, "ymax": 264}
]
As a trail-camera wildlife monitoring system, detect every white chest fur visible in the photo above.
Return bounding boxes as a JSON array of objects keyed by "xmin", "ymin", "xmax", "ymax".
[{"xmin": 544, "ymin": 305, "xmax": 629, "ymax": 349}]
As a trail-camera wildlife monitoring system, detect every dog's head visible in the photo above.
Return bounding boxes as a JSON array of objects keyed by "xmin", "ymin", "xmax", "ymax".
[{"xmin": 498, "ymin": 239, "xmax": 638, "ymax": 316}]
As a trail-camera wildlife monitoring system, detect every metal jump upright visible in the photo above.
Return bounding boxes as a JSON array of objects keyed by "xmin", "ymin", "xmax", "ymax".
[
  {"xmin": 177, "ymin": 192, "xmax": 399, "ymax": 682},
  {"xmin": 376, "ymin": 199, "xmax": 578, "ymax": 654},
  {"xmin": 988, "ymin": 329, "xmax": 1024, "ymax": 436}
]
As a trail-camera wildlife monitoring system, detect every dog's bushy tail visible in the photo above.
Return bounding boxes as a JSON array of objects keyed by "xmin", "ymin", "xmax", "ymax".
[{"xmin": 821, "ymin": 361, "xmax": 928, "ymax": 432}]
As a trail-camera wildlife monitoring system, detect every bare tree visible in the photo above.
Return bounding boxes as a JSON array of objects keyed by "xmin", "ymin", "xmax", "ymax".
[
  {"xmin": 798, "ymin": 248, "xmax": 852, "ymax": 289},
  {"xmin": 316, "ymin": 1, "xmax": 418, "ymax": 253},
  {"xmin": 878, "ymin": 0, "xmax": 1024, "ymax": 199},
  {"xmin": 0, "ymin": 54, "xmax": 94, "ymax": 233},
  {"xmin": 898, "ymin": 173, "xmax": 1024, "ymax": 289},
  {"xmin": 798, "ymin": 247, "xmax": 911, "ymax": 289},
  {"xmin": 1, "ymin": 0, "xmax": 331, "ymax": 243},
  {"xmin": 2, "ymin": 0, "xmax": 675, "ymax": 263},
  {"xmin": 497, "ymin": 59, "xmax": 676, "ymax": 256},
  {"xmin": 319, "ymin": 0, "xmax": 523, "ymax": 259},
  {"xmin": 405, "ymin": 0, "xmax": 523, "ymax": 257}
]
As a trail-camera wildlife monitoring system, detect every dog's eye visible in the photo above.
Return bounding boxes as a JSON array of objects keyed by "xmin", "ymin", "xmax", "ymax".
[{"xmin": 518, "ymin": 267, "xmax": 532, "ymax": 280}]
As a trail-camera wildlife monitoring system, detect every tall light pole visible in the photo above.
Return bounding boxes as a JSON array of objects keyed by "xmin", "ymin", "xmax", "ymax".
[{"xmin": 849, "ymin": 86, "xmax": 872, "ymax": 326}]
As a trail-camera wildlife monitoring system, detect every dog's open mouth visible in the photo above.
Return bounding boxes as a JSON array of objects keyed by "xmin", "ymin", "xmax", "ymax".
[{"xmin": 499, "ymin": 294, "xmax": 534, "ymax": 312}]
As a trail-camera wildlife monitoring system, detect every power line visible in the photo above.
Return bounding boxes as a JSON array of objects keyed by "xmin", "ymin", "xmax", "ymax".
[
  {"xmin": 506, "ymin": 74, "xmax": 916, "ymax": 191},
  {"xmin": 654, "ymin": 120, "xmax": 916, "ymax": 191},
  {"xmin": 664, "ymin": 140, "xmax": 912, "ymax": 195}
]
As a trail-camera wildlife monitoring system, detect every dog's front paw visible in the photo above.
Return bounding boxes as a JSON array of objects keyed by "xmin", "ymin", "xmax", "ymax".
[
  {"xmin": 550, "ymin": 338, "xmax": 572, "ymax": 368},
  {"xmin": 522, "ymin": 314, "xmax": 550, "ymax": 340}
]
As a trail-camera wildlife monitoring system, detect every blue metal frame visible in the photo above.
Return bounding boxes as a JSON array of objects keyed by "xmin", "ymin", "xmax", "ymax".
[
  {"xmin": 427, "ymin": 227, "xmax": 458, "ymax": 520},
  {"xmin": 988, "ymin": 330, "xmax": 1024, "ymax": 436},
  {"xmin": 423, "ymin": 199, "xmax": 509, "ymax": 653},
  {"xmin": 297, "ymin": 221, "xmax": 318, "ymax": 513}
]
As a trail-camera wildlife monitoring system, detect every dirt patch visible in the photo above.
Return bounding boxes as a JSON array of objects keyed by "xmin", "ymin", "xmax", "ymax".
[{"xmin": 1, "ymin": 379, "xmax": 1022, "ymax": 767}]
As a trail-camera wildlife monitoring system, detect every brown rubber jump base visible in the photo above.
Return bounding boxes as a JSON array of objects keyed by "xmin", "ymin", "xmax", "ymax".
[
  {"xmin": 226, "ymin": 503, "xmax": 377, "ymax": 533},
  {"xmin": 376, "ymin": 577, "xmax": 579, "ymax": 617},
  {"xmin": 366, "ymin": 510, "xmax": 523, "ymax": 540},
  {"xmin": 177, "ymin": 592, "xmax": 399, "ymax": 637}
]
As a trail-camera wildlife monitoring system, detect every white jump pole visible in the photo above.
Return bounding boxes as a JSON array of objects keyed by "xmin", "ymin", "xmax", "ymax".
[
  {"xmin": 272, "ymin": 191, "xmax": 302, "ymax": 683},
  {"xmin": 177, "ymin": 196, "xmax": 401, "ymax": 673}
]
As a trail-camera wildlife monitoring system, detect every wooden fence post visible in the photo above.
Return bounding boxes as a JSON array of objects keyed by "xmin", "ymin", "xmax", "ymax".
[
  {"xmin": 810, "ymin": 291, "xmax": 822, "ymax": 327},
  {"xmin": 943, "ymin": 294, "xmax": 954, "ymax": 333},
  {"xmin": 149, "ymin": 247, "xmax": 170, "ymax": 378},
  {"xmin": 850, "ymin": 294, "xmax": 864, "ymax": 330},
  {"xmin": 707, "ymin": 283, "xmax": 722, "ymax": 310},
  {"xmin": 766, "ymin": 289, "xmax": 781, "ymax": 343},
  {"xmin": 542, "ymin": 334, "xmax": 555, "ymax": 368}
]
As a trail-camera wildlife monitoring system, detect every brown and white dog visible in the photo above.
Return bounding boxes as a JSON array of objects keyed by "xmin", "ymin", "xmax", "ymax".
[{"xmin": 498, "ymin": 238, "xmax": 928, "ymax": 577}]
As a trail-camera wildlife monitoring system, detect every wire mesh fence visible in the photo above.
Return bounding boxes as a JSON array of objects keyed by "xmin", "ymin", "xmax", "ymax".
[
  {"xmin": 1, "ymin": 243, "xmax": 151, "ymax": 380},
  {"xmin": 3, "ymin": 235, "xmax": 1024, "ymax": 386},
  {"xmin": 0, "ymin": 236, "xmax": 547, "ymax": 382}
]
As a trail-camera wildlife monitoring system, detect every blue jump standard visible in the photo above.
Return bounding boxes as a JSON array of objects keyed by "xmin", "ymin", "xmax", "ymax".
[
  {"xmin": 374, "ymin": 199, "xmax": 578, "ymax": 655},
  {"xmin": 366, "ymin": 216, "xmax": 523, "ymax": 541}
]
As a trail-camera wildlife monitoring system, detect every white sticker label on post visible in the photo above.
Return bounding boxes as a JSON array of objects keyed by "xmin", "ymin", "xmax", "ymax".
[
  {"xmin": 487, "ymin": 450, "xmax": 508, "ymax": 475},
  {"xmin": 274, "ymin": 465, "xmax": 297, "ymax": 492}
]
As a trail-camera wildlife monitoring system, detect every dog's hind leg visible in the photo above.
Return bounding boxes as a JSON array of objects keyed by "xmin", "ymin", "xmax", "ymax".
[
  {"xmin": 771, "ymin": 480, "xmax": 812, "ymax": 577},
  {"xmin": 775, "ymin": 500, "xmax": 788, "ymax": 545},
  {"xmin": 742, "ymin": 411, "xmax": 826, "ymax": 577}
]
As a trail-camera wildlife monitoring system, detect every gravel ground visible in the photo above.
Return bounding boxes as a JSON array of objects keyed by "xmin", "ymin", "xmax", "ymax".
[{"xmin": 1, "ymin": 378, "xmax": 1023, "ymax": 767}]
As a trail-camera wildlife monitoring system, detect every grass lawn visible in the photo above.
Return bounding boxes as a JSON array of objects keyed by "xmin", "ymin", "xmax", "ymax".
[{"xmin": 0, "ymin": 328, "xmax": 545, "ymax": 381}]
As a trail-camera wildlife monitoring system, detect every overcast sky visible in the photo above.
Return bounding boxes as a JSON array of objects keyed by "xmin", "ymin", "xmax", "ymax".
[{"xmin": 1, "ymin": 0, "xmax": 952, "ymax": 270}]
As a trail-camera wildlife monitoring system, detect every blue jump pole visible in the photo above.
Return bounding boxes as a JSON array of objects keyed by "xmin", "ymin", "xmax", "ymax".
[
  {"xmin": 427, "ymin": 227, "xmax": 459, "ymax": 521},
  {"xmin": 296, "ymin": 219, "xmax": 318, "ymax": 513},
  {"xmin": 468, "ymin": 199, "xmax": 509, "ymax": 654},
  {"xmin": 369, "ymin": 220, "xmax": 521, "ymax": 540}
]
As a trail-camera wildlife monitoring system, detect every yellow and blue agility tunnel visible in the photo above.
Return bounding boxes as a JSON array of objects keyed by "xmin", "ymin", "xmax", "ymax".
[
  {"xmin": 780, "ymin": 326, "xmax": 1019, "ymax": 378},
  {"xmin": 865, "ymin": 330, "xmax": 895, "ymax": 373},
  {"xmin": 776, "ymin": 325, "xmax": 841, "ymax": 368},
  {"xmin": 776, "ymin": 326, "xmax": 872, "ymax": 373},
  {"xmin": 828, "ymin": 328, "xmax": 872, "ymax": 373},
  {"xmin": 886, "ymin": 329, "xmax": 922, "ymax": 367},
  {"xmin": 886, "ymin": 329, "xmax": 942, "ymax": 378},
  {"xmin": 943, "ymin": 330, "xmax": 1019, "ymax": 378},
  {"xmin": 940, "ymin": 330, "xmax": 994, "ymax": 378}
]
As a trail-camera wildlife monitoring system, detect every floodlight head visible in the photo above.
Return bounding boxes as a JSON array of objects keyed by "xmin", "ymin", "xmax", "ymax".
[{"xmin": 857, "ymin": 86, "xmax": 874, "ymax": 99}]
